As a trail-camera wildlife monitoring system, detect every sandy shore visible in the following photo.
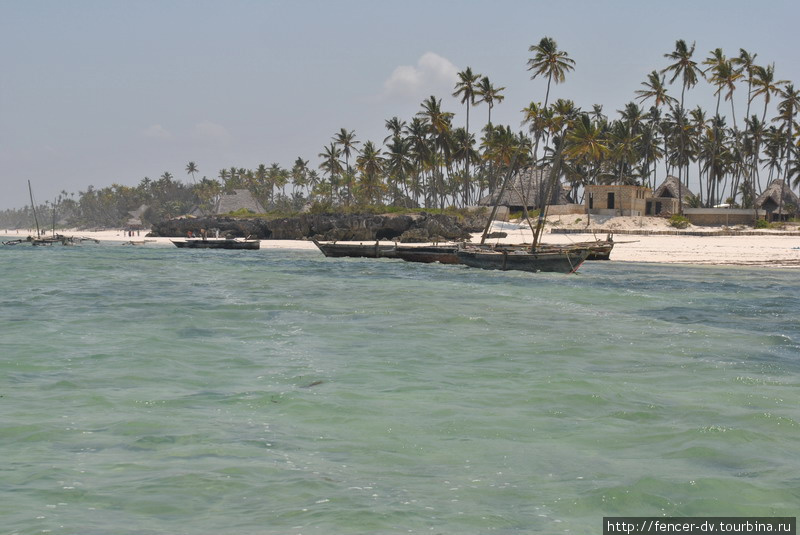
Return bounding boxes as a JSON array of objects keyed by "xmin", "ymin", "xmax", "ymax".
[{"xmin": 8, "ymin": 216, "xmax": 799, "ymax": 268}]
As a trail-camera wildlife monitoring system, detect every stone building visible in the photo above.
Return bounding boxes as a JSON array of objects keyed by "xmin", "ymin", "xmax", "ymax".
[{"xmin": 585, "ymin": 185, "xmax": 650, "ymax": 216}]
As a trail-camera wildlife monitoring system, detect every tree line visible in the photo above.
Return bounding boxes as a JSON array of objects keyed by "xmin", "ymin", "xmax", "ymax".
[{"xmin": 2, "ymin": 37, "xmax": 798, "ymax": 229}]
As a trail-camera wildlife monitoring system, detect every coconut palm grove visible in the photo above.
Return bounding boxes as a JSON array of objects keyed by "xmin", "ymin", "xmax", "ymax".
[{"xmin": 2, "ymin": 37, "xmax": 798, "ymax": 229}]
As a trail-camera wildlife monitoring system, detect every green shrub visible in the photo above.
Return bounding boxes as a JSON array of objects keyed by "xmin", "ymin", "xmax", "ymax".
[
  {"xmin": 754, "ymin": 218, "xmax": 770, "ymax": 229},
  {"xmin": 668, "ymin": 214, "xmax": 690, "ymax": 229}
]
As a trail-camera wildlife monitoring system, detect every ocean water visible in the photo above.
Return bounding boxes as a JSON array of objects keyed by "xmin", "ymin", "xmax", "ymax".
[{"xmin": 1, "ymin": 240, "xmax": 798, "ymax": 535}]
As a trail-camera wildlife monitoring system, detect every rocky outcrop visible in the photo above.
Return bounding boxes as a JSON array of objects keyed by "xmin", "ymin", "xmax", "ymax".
[{"xmin": 149, "ymin": 211, "xmax": 488, "ymax": 242}]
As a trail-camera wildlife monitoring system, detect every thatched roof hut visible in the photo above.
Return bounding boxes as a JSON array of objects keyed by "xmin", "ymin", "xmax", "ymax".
[
  {"xmin": 215, "ymin": 189, "xmax": 265, "ymax": 215},
  {"xmin": 478, "ymin": 167, "xmax": 570, "ymax": 210},
  {"xmin": 755, "ymin": 179, "xmax": 798, "ymax": 219},
  {"xmin": 126, "ymin": 204, "xmax": 149, "ymax": 228},
  {"xmin": 653, "ymin": 176, "xmax": 695, "ymax": 203}
]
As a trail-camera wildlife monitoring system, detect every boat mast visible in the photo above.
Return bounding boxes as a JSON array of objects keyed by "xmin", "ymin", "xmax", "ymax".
[
  {"xmin": 531, "ymin": 138, "xmax": 566, "ymax": 251},
  {"xmin": 28, "ymin": 180, "xmax": 41, "ymax": 238},
  {"xmin": 480, "ymin": 149, "xmax": 522, "ymax": 245}
]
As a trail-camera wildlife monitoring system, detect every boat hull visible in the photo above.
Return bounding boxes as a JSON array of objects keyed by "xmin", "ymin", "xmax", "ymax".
[
  {"xmin": 457, "ymin": 248, "xmax": 588, "ymax": 273},
  {"xmin": 312, "ymin": 240, "xmax": 398, "ymax": 259},
  {"xmin": 493, "ymin": 240, "xmax": 613, "ymax": 261},
  {"xmin": 394, "ymin": 245, "xmax": 460, "ymax": 264},
  {"xmin": 171, "ymin": 239, "xmax": 260, "ymax": 250}
]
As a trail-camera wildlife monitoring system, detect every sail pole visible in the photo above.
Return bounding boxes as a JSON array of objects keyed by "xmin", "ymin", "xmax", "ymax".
[
  {"xmin": 28, "ymin": 180, "xmax": 41, "ymax": 238},
  {"xmin": 480, "ymin": 148, "xmax": 522, "ymax": 245},
  {"xmin": 531, "ymin": 137, "xmax": 566, "ymax": 251}
]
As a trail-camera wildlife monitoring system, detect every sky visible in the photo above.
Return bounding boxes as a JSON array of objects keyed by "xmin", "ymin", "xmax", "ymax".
[{"xmin": 1, "ymin": 0, "xmax": 799, "ymax": 210}]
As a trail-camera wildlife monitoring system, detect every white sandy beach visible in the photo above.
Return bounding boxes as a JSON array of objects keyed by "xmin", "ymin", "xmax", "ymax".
[{"xmin": 9, "ymin": 215, "xmax": 800, "ymax": 268}]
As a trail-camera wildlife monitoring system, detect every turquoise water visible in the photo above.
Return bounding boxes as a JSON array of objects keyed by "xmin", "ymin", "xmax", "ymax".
[{"xmin": 1, "ymin": 240, "xmax": 798, "ymax": 534}]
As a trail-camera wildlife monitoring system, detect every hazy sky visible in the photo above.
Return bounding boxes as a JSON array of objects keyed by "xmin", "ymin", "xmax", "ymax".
[{"xmin": 2, "ymin": 0, "xmax": 799, "ymax": 210}]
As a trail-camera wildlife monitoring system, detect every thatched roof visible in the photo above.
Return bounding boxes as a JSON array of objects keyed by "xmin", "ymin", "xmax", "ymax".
[
  {"xmin": 755, "ymin": 179, "xmax": 799, "ymax": 212},
  {"xmin": 126, "ymin": 204, "xmax": 149, "ymax": 227},
  {"xmin": 215, "ymin": 189, "xmax": 265, "ymax": 215},
  {"xmin": 653, "ymin": 176, "xmax": 695, "ymax": 202},
  {"xmin": 478, "ymin": 167, "xmax": 569, "ymax": 208}
]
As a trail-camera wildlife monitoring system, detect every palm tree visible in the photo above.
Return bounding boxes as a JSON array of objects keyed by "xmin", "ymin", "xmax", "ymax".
[
  {"xmin": 291, "ymin": 157, "xmax": 310, "ymax": 197},
  {"xmin": 733, "ymin": 48, "xmax": 758, "ymax": 121},
  {"xmin": 252, "ymin": 164, "xmax": 270, "ymax": 207},
  {"xmin": 185, "ymin": 161, "xmax": 198, "ymax": 184},
  {"xmin": 453, "ymin": 67, "xmax": 481, "ymax": 190},
  {"xmin": 527, "ymin": 37, "xmax": 575, "ymax": 109},
  {"xmin": 355, "ymin": 141, "xmax": 384, "ymax": 205},
  {"xmin": 751, "ymin": 63, "xmax": 786, "ymax": 123},
  {"xmin": 636, "ymin": 70, "xmax": 678, "ymax": 110},
  {"xmin": 710, "ymin": 58, "xmax": 743, "ymax": 129},
  {"xmin": 732, "ymin": 48, "xmax": 759, "ymax": 209},
  {"xmin": 635, "ymin": 71, "xmax": 676, "ymax": 188},
  {"xmin": 638, "ymin": 110, "xmax": 665, "ymax": 190},
  {"xmin": 334, "ymin": 128, "xmax": 360, "ymax": 205},
  {"xmin": 417, "ymin": 96, "xmax": 454, "ymax": 208},
  {"xmin": 267, "ymin": 163, "xmax": 288, "ymax": 205},
  {"xmin": 773, "ymin": 84, "xmax": 800, "ymax": 211},
  {"xmin": 527, "ymin": 37, "xmax": 575, "ymax": 169},
  {"xmin": 318, "ymin": 142, "xmax": 343, "ymax": 203},
  {"xmin": 564, "ymin": 114, "xmax": 609, "ymax": 185},
  {"xmin": 745, "ymin": 115, "xmax": 767, "ymax": 192},
  {"xmin": 453, "ymin": 67, "xmax": 481, "ymax": 136},
  {"xmin": 449, "ymin": 127, "xmax": 479, "ymax": 206},
  {"xmin": 590, "ymin": 104, "xmax": 607, "ymax": 123},
  {"xmin": 662, "ymin": 40, "xmax": 703, "ymax": 108},
  {"xmin": 384, "ymin": 135, "xmax": 414, "ymax": 205},
  {"xmin": 404, "ymin": 117, "xmax": 432, "ymax": 207},
  {"xmin": 608, "ymin": 119, "xmax": 642, "ymax": 185},
  {"xmin": 662, "ymin": 39, "xmax": 703, "ymax": 212},
  {"xmin": 383, "ymin": 117, "xmax": 406, "ymax": 143},
  {"xmin": 476, "ymin": 76, "xmax": 505, "ymax": 127}
]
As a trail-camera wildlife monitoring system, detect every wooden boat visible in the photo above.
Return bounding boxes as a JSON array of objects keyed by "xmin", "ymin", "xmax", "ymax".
[
  {"xmin": 493, "ymin": 238, "xmax": 614, "ymax": 261},
  {"xmin": 170, "ymin": 238, "xmax": 260, "ymax": 250},
  {"xmin": 312, "ymin": 239, "xmax": 398, "ymax": 259},
  {"xmin": 392, "ymin": 237, "xmax": 611, "ymax": 265},
  {"xmin": 569, "ymin": 240, "xmax": 613, "ymax": 260},
  {"xmin": 457, "ymin": 247, "xmax": 589, "ymax": 273},
  {"xmin": 394, "ymin": 244, "xmax": 461, "ymax": 264},
  {"xmin": 463, "ymin": 139, "xmax": 591, "ymax": 274}
]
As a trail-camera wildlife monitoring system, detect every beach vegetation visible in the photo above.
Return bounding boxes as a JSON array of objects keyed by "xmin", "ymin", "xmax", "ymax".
[
  {"xmin": 669, "ymin": 214, "xmax": 691, "ymax": 228},
  {"xmin": 2, "ymin": 36, "xmax": 799, "ymax": 231}
]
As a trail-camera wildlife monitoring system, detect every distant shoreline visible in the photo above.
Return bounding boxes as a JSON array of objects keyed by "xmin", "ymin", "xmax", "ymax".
[{"xmin": 4, "ymin": 216, "xmax": 800, "ymax": 268}]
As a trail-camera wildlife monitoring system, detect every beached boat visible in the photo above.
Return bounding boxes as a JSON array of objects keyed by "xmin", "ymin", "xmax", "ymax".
[
  {"xmin": 495, "ymin": 238, "xmax": 613, "ymax": 260},
  {"xmin": 394, "ymin": 244, "xmax": 461, "ymax": 264},
  {"xmin": 312, "ymin": 239, "xmax": 398, "ymax": 259},
  {"xmin": 462, "ymin": 139, "xmax": 591, "ymax": 274},
  {"xmin": 171, "ymin": 238, "xmax": 260, "ymax": 250},
  {"xmin": 457, "ymin": 247, "xmax": 588, "ymax": 273},
  {"xmin": 558, "ymin": 238, "xmax": 613, "ymax": 260},
  {"xmin": 392, "ymin": 237, "xmax": 612, "ymax": 265},
  {"xmin": 15, "ymin": 181, "xmax": 63, "ymax": 246},
  {"xmin": 3, "ymin": 183, "xmax": 101, "ymax": 247}
]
